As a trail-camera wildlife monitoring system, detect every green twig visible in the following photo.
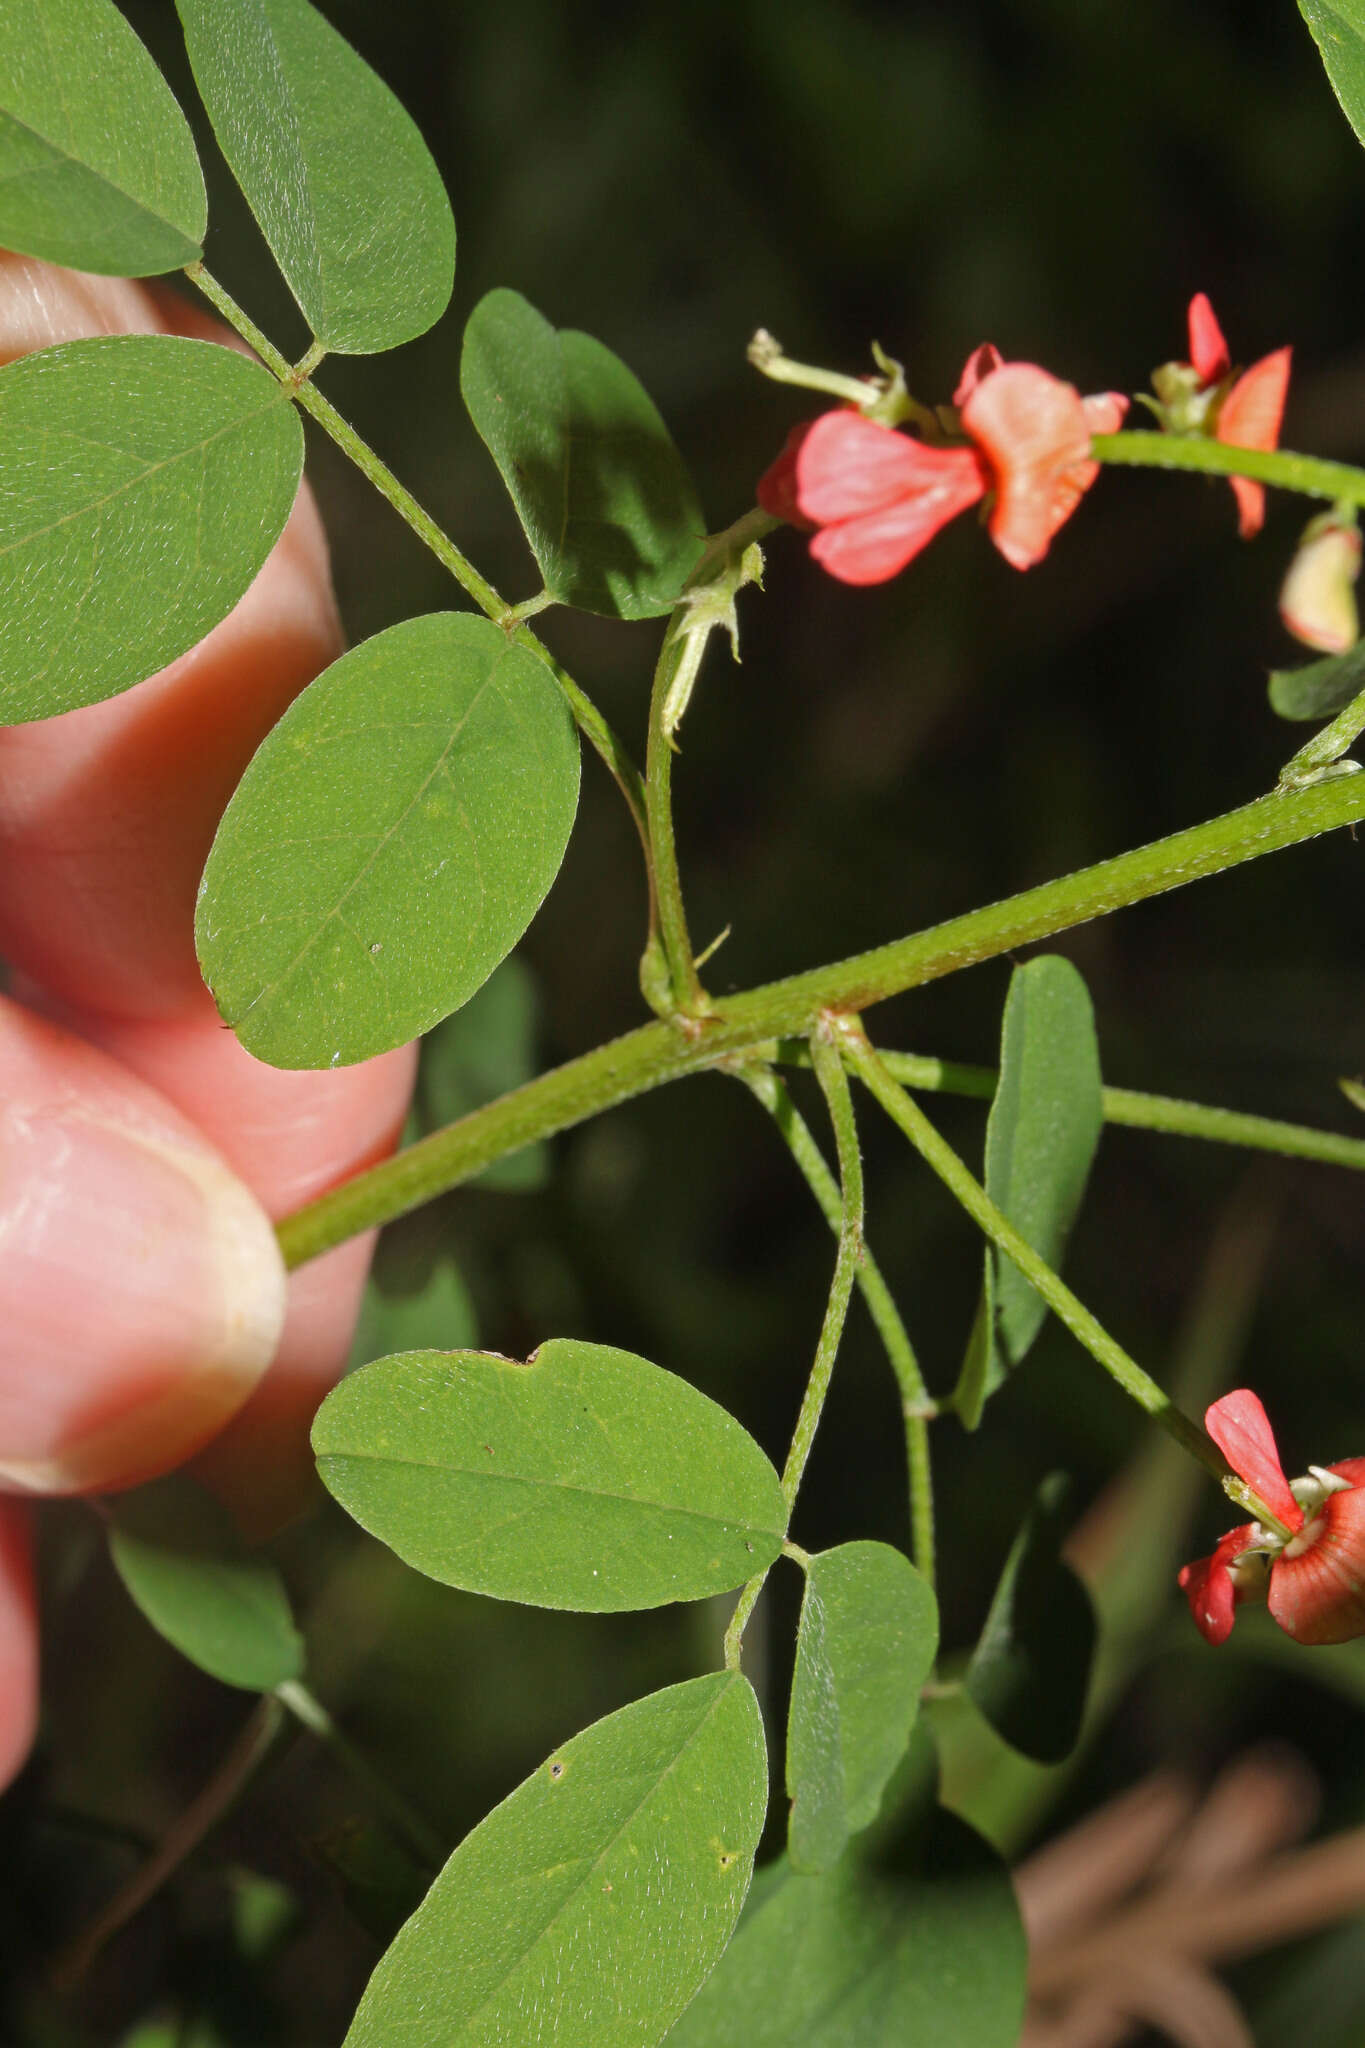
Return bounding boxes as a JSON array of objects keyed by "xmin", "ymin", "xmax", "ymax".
[
  {"xmin": 276, "ymin": 1680, "xmax": 444, "ymax": 1867},
  {"xmin": 769, "ymin": 1043, "xmax": 1365, "ymax": 1175},
  {"xmin": 1092, "ymin": 431, "xmax": 1365, "ymax": 509},
  {"xmin": 274, "ymin": 776, "xmax": 1365, "ymax": 1270},
  {"xmin": 736, "ymin": 1062, "xmax": 935, "ymax": 1585},
  {"xmin": 724, "ymin": 1025, "xmax": 865, "ymax": 1670},
  {"xmin": 840, "ymin": 1029, "xmax": 1297, "ymax": 1540}
]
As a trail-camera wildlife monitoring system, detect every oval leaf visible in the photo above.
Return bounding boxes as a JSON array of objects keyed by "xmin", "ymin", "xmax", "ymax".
[
  {"xmin": 108, "ymin": 1474, "xmax": 303, "ymax": 1691},
  {"xmin": 342, "ymin": 1672, "xmax": 767, "ymax": 2048},
  {"xmin": 668, "ymin": 1816, "xmax": 1027, "ymax": 2048},
  {"xmin": 461, "ymin": 288, "xmax": 705, "ymax": 618},
  {"xmin": 0, "ymin": 0, "xmax": 205, "ymax": 276},
  {"xmin": 312, "ymin": 1339, "xmax": 788, "ymax": 1610},
  {"xmin": 964, "ymin": 1472, "xmax": 1096, "ymax": 1764},
  {"xmin": 787, "ymin": 1542, "xmax": 938, "ymax": 1875},
  {"xmin": 196, "ymin": 613, "xmax": 580, "ymax": 1069},
  {"xmin": 954, "ymin": 954, "xmax": 1103, "ymax": 1428},
  {"xmin": 0, "ymin": 334, "xmax": 303, "ymax": 723},
  {"xmin": 1269, "ymin": 637, "xmax": 1365, "ymax": 722},
  {"xmin": 176, "ymin": 0, "xmax": 454, "ymax": 354},
  {"xmin": 1300, "ymin": 2, "xmax": 1365, "ymax": 151}
]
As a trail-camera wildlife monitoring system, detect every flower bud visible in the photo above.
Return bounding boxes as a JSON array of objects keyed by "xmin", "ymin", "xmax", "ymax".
[{"xmin": 1278, "ymin": 511, "xmax": 1361, "ymax": 654}]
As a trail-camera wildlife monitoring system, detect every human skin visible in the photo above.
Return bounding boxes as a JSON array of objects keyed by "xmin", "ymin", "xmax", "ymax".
[{"xmin": 0, "ymin": 256, "xmax": 417, "ymax": 1786}]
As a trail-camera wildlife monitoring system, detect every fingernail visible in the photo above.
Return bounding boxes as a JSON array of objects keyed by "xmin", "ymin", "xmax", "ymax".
[{"xmin": 0, "ymin": 1101, "xmax": 287, "ymax": 1493}]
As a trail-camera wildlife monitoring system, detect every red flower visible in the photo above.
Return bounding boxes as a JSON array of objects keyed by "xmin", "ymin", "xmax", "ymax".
[
  {"xmin": 1178, "ymin": 1389, "xmax": 1365, "ymax": 1647},
  {"xmin": 1157, "ymin": 294, "xmax": 1292, "ymax": 540},
  {"xmin": 757, "ymin": 349, "xmax": 1128, "ymax": 586}
]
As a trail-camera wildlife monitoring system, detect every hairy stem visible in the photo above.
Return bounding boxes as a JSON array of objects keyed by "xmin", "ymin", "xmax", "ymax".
[
  {"xmin": 737, "ymin": 1063, "xmax": 935, "ymax": 1584},
  {"xmin": 841, "ymin": 1030, "xmax": 1296, "ymax": 1539},
  {"xmin": 1092, "ymin": 431, "xmax": 1365, "ymax": 508},
  {"xmin": 645, "ymin": 621, "xmax": 710, "ymax": 1015},
  {"xmin": 274, "ymin": 776, "xmax": 1365, "ymax": 1269}
]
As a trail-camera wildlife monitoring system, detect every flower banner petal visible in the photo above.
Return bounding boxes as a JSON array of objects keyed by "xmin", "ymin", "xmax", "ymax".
[{"xmin": 1205, "ymin": 1390, "xmax": 1302, "ymax": 1530}]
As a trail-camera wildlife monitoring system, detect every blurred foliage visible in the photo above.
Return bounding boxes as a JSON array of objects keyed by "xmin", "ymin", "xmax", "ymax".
[{"xmin": 10, "ymin": 0, "xmax": 1365, "ymax": 2040}]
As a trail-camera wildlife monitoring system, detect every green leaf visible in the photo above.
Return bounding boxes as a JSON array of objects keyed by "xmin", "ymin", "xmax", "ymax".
[
  {"xmin": 108, "ymin": 1473, "xmax": 304, "ymax": 1692},
  {"xmin": 0, "ymin": 335, "xmax": 303, "ymax": 723},
  {"xmin": 342, "ymin": 1673, "xmax": 767, "ymax": 2048},
  {"xmin": 417, "ymin": 955, "xmax": 550, "ymax": 1190},
  {"xmin": 460, "ymin": 288, "xmax": 706, "ymax": 619},
  {"xmin": 954, "ymin": 955, "xmax": 1103, "ymax": 1428},
  {"xmin": 964, "ymin": 1472, "xmax": 1096, "ymax": 1764},
  {"xmin": 196, "ymin": 613, "xmax": 580, "ymax": 1069},
  {"xmin": 312, "ymin": 1339, "xmax": 787, "ymax": 1611},
  {"xmin": 787, "ymin": 1542, "xmax": 938, "ymax": 1875},
  {"xmin": 1300, "ymin": 2, "xmax": 1365, "ymax": 151},
  {"xmin": 1269, "ymin": 637, "xmax": 1365, "ymax": 721},
  {"xmin": 667, "ymin": 1813, "xmax": 1027, "ymax": 2047},
  {"xmin": 175, "ymin": 0, "xmax": 454, "ymax": 354},
  {"xmin": 0, "ymin": 0, "xmax": 205, "ymax": 276}
]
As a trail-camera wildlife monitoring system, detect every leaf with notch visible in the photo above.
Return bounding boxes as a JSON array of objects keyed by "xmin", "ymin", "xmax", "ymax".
[
  {"xmin": 176, "ymin": 0, "xmax": 454, "ymax": 353},
  {"xmin": 196, "ymin": 613, "xmax": 580, "ymax": 1069},
  {"xmin": 312, "ymin": 1339, "xmax": 787, "ymax": 1610},
  {"xmin": 109, "ymin": 1473, "xmax": 303, "ymax": 1691},
  {"xmin": 787, "ymin": 1542, "xmax": 938, "ymax": 1875},
  {"xmin": 342, "ymin": 1673, "xmax": 766, "ymax": 2048},
  {"xmin": 0, "ymin": 0, "xmax": 205, "ymax": 276},
  {"xmin": 954, "ymin": 955, "xmax": 1103, "ymax": 1428},
  {"xmin": 965, "ymin": 1471, "xmax": 1096, "ymax": 1764},
  {"xmin": 0, "ymin": 334, "xmax": 302, "ymax": 723},
  {"xmin": 461, "ymin": 288, "xmax": 705, "ymax": 618}
]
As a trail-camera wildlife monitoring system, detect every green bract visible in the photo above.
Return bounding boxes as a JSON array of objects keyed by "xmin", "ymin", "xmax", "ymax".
[
  {"xmin": 312, "ymin": 1339, "xmax": 788, "ymax": 1610},
  {"xmin": 342, "ymin": 1674, "xmax": 766, "ymax": 2048},
  {"xmin": 0, "ymin": 335, "xmax": 302, "ymax": 723},
  {"xmin": 0, "ymin": 0, "xmax": 204, "ymax": 275},
  {"xmin": 176, "ymin": 0, "xmax": 455, "ymax": 354},
  {"xmin": 195, "ymin": 613, "xmax": 580, "ymax": 1069},
  {"xmin": 461, "ymin": 288, "xmax": 706, "ymax": 618}
]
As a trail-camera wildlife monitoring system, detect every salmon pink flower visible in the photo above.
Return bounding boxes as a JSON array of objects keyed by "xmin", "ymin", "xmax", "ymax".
[
  {"xmin": 1178, "ymin": 1388, "xmax": 1365, "ymax": 1647},
  {"xmin": 757, "ymin": 348, "xmax": 1128, "ymax": 585},
  {"xmin": 1150, "ymin": 294, "xmax": 1292, "ymax": 540},
  {"xmin": 1278, "ymin": 509, "xmax": 1361, "ymax": 654}
]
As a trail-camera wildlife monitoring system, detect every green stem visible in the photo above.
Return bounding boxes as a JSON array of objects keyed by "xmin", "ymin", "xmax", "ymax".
[
  {"xmin": 275, "ymin": 1680, "xmax": 444, "ymax": 1867},
  {"xmin": 725, "ymin": 1027, "xmax": 865, "ymax": 1670},
  {"xmin": 1092, "ymin": 431, "xmax": 1365, "ymax": 509},
  {"xmin": 737, "ymin": 1063, "xmax": 935, "ymax": 1584},
  {"xmin": 645, "ymin": 620, "xmax": 710, "ymax": 1016},
  {"xmin": 771, "ymin": 1044, "xmax": 1365, "ymax": 1175},
  {"xmin": 841, "ymin": 1030, "xmax": 1297, "ymax": 1541},
  {"xmin": 184, "ymin": 265, "xmax": 655, "ymax": 912},
  {"xmin": 274, "ymin": 775, "xmax": 1365, "ymax": 1270}
]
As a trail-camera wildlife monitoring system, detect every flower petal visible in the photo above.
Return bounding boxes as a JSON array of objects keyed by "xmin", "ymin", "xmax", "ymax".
[
  {"xmin": 953, "ymin": 342, "xmax": 1004, "ymax": 407},
  {"xmin": 1187, "ymin": 292, "xmax": 1231, "ymax": 387},
  {"xmin": 1269, "ymin": 1471, "xmax": 1365, "ymax": 1645},
  {"xmin": 961, "ymin": 363, "xmax": 1096, "ymax": 570},
  {"xmin": 1178, "ymin": 1525, "xmax": 1255, "ymax": 1646},
  {"xmin": 808, "ymin": 458, "xmax": 987, "ymax": 584},
  {"xmin": 1082, "ymin": 390, "xmax": 1130, "ymax": 438},
  {"xmin": 1279, "ymin": 520, "xmax": 1361, "ymax": 654},
  {"xmin": 1205, "ymin": 1389, "xmax": 1302, "ymax": 1531},
  {"xmin": 756, "ymin": 420, "xmax": 818, "ymax": 531},
  {"xmin": 794, "ymin": 411, "xmax": 982, "ymax": 524},
  {"xmin": 1217, "ymin": 347, "xmax": 1291, "ymax": 540}
]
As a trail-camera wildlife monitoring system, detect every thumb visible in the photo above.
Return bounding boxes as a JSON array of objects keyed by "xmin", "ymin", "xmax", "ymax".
[{"xmin": 0, "ymin": 998, "xmax": 286, "ymax": 1495}]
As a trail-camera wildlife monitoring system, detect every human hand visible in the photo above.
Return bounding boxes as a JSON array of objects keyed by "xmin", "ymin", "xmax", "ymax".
[{"xmin": 0, "ymin": 257, "xmax": 417, "ymax": 1787}]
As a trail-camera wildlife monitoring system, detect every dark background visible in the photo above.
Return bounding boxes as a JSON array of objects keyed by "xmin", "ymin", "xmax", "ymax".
[{"xmin": 7, "ymin": 2, "xmax": 1365, "ymax": 2041}]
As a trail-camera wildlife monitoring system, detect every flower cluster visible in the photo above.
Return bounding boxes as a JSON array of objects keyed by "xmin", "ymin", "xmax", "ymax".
[
  {"xmin": 1179, "ymin": 1389, "xmax": 1365, "ymax": 1647},
  {"xmin": 756, "ymin": 293, "xmax": 1292, "ymax": 588},
  {"xmin": 757, "ymin": 345, "xmax": 1127, "ymax": 586}
]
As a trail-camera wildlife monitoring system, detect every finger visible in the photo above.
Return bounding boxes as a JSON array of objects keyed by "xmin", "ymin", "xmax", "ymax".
[
  {"xmin": 0, "ymin": 255, "xmax": 341, "ymax": 1018},
  {"xmin": 0, "ymin": 998, "xmax": 287, "ymax": 1495},
  {"xmin": 41, "ymin": 995, "xmax": 417, "ymax": 1534},
  {"xmin": 0, "ymin": 1503, "xmax": 37, "ymax": 1795}
]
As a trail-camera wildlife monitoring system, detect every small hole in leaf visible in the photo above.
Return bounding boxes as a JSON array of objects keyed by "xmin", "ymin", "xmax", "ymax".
[{"xmin": 548, "ymin": 1758, "xmax": 566, "ymax": 1781}]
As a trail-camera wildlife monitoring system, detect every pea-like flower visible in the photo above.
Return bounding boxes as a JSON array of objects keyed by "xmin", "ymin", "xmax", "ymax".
[
  {"xmin": 1178, "ymin": 1388, "xmax": 1365, "ymax": 1647},
  {"xmin": 1150, "ymin": 293, "xmax": 1292, "ymax": 540},
  {"xmin": 757, "ymin": 347, "xmax": 1127, "ymax": 586}
]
